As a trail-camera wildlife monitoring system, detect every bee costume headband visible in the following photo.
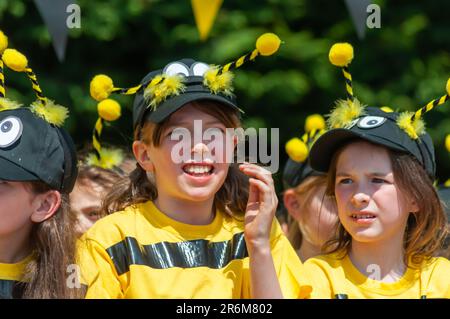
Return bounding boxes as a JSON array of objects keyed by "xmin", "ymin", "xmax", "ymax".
[
  {"xmin": 86, "ymin": 98, "xmax": 124, "ymax": 170},
  {"xmin": 89, "ymin": 33, "xmax": 281, "ymax": 129},
  {"xmin": 309, "ymin": 42, "xmax": 450, "ymax": 178},
  {"xmin": 283, "ymin": 114, "xmax": 326, "ymax": 188},
  {"xmin": 0, "ymin": 30, "xmax": 77, "ymax": 192}
]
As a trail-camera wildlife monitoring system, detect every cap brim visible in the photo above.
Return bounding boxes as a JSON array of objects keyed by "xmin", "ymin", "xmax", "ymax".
[
  {"xmin": 309, "ymin": 129, "xmax": 409, "ymax": 173},
  {"xmin": 147, "ymin": 92, "xmax": 242, "ymax": 124},
  {"xmin": 0, "ymin": 155, "xmax": 41, "ymax": 183}
]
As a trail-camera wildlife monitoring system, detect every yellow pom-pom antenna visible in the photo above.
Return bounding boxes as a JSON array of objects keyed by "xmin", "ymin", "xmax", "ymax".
[
  {"xmin": 215, "ymin": 32, "xmax": 282, "ymax": 76},
  {"xmin": 329, "ymin": 42, "xmax": 355, "ymax": 103},
  {"xmin": 144, "ymin": 74, "xmax": 186, "ymax": 111},
  {"xmin": 0, "ymin": 30, "xmax": 8, "ymax": 54},
  {"xmin": 87, "ymin": 147, "xmax": 124, "ymax": 170},
  {"xmin": 380, "ymin": 106, "xmax": 394, "ymax": 113},
  {"xmin": 446, "ymin": 78, "xmax": 450, "ymax": 96},
  {"xmin": 328, "ymin": 98, "xmax": 365, "ymax": 129},
  {"xmin": 255, "ymin": 33, "xmax": 281, "ymax": 56},
  {"xmin": 445, "ymin": 134, "xmax": 450, "ymax": 153},
  {"xmin": 203, "ymin": 66, "xmax": 234, "ymax": 96},
  {"xmin": 404, "ymin": 79, "xmax": 450, "ymax": 139},
  {"xmin": 0, "ymin": 30, "xmax": 9, "ymax": 99},
  {"xmin": 98, "ymin": 99, "xmax": 121, "ymax": 121},
  {"xmin": 396, "ymin": 111, "xmax": 425, "ymax": 140},
  {"xmin": 91, "ymin": 97, "xmax": 124, "ymax": 169},
  {"xmin": 2, "ymin": 48, "xmax": 28, "ymax": 72},
  {"xmin": 3, "ymin": 48, "xmax": 49, "ymax": 107},
  {"xmin": 286, "ymin": 137, "xmax": 309, "ymax": 163},
  {"xmin": 90, "ymin": 75, "xmax": 115, "ymax": 101},
  {"xmin": 30, "ymin": 100, "xmax": 69, "ymax": 127},
  {"xmin": 0, "ymin": 97, "xmax": 21, "ymax": 111},
  {"xmin": 329, "ymin": 43, "xmax": 354, "ymax": 67},
  {"xmin": 89, "ymin": 73, "xmax": 152, "ymax": 106},
  {"xmin": 305, "ymin": 114, "xmax": 326, "ymax": 133},
  {"xmin": 445, "ymin": 179, "xmax": 450, "ymax": 188}
]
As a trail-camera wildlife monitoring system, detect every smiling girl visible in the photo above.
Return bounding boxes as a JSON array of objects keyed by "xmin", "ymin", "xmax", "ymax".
[{"xmin": 78, "ymin": 34, "xmax": 309, "ymax": 298}]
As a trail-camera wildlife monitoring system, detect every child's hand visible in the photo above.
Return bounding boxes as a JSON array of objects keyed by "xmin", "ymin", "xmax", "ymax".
[{"xmin": 239, "ymin": 163, "xmax": 278, "ymax": 253}]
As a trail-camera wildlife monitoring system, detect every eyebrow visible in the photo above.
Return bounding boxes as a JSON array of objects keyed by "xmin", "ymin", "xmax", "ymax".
[
  {"xmin": 166, "ymin": 120, "xmax": 225, "ymax": 128},
  {"xmin": 336, "ymin": 171, "xmax": 390, "ymax": 177}
]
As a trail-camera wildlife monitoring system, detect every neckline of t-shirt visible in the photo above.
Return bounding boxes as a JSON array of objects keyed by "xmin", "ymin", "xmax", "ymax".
[
  {"xmin": 0, "ymin": 254, "xmax": 33, "ymax": 281},
  {"xmin": 343, "ymin": 254, "xmax": 418, "ymax": 294},
  {"xmin": 142, "ymin": 200, "xmax": 224, "ymax": 237}
]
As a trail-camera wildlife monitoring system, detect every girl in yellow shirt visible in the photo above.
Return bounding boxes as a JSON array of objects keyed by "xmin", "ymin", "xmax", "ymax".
[
  {"xmin": 78, "ymin": 34, "xmax": 308, "ymax": 299},
  {"xmin": 0, "ymin": 30, "xmax": 81, "ymax": 298},
  {"xmin": 303, "ymin": 43, "xmax": 450, "ymax": 299}
]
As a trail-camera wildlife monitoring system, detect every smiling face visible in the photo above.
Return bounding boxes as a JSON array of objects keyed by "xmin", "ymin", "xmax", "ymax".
[
  {"xmin": 333, "ymin": 141, "xmax": 418, "ymax": 244},
  {"xmin": 134, "ymin": 102, "xmax": 238, "ymax": 204}
]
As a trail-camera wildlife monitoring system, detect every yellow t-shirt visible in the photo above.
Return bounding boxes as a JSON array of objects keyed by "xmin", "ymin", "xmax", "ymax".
[
  {"xmin": 78, "ymin": 200, "xmax": 307, "ymax": 299},
  {"xmin": 0, "ymin": 255, "xmax": 32, "ymax": 299},
  {"xmin": 304, "ymin": 253, "xmax": 450, "ymax": 298}
]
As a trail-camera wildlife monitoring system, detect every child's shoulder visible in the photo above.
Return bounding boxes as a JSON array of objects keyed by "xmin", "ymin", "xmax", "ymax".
[
  {"xmin": 418, "ymin": 257, "xmax": 450, "ymax": 298},
  {"xmin": 305, "ymin": 252, "xmax": 346, "ymax": 269},
  {"xmin": 420, "ymin": 256, "xmax": 450, "ymax": 274},
  {"xmin": 82, "ymin": 202, "xmax": 148, "ymax": 248}
]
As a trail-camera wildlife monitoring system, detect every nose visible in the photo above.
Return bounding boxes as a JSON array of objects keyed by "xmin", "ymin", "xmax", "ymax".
[
  {"xmin": 350, "ymin": 184, "xmax": 371, "ymax": 208},
  {"xmin": 192, "ymin": 142, "xmax": 210, "ymax": 159}
]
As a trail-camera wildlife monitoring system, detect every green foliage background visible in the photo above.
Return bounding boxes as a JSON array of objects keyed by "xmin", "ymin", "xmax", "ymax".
[{"xmin": 0, "ymin": 0, "xmax": 449, "ymax": 189}]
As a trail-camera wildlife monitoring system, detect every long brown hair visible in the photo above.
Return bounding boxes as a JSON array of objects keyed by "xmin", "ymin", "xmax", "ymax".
[
  {"xmin": 22, "ymin": 181, "xmax": 84, "ymax": 298},
  {"xmin": 323, "ymin": 140, "xmax": 449, "ymax": 267},
  {"xmin": 287, "ymin": 175, "xmax": 329, "ymax": 250},
  {"xmin": 102, "ymin": 101, "xmax": 249, "ymax": 217}
]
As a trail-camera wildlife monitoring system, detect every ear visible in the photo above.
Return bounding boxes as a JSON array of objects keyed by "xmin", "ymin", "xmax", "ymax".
[
  {"xmin": 132, "ymin": 140, "xmax": 154, "ymax": 172},
  {"xmin": 30, "ymin": 190, "xmax": 62, "ymax": 223},
  {"xmin": 409, "ymin": 199, "xmax": 419, "ymax": 214},
  {"xmin": 283, "ymin": 188, "xmax": 302, "ymax": 221}
]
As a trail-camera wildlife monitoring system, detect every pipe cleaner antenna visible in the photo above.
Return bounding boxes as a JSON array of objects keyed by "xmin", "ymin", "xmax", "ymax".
[
  {"xmin": 0, "ymin": 30, "xmax": 22, "ymax": 112},
  {"xmin": 204, "ymin": 32, "xmax": 281, "ymax": 96},
  {"xmin": 286, "ymin": 114, "xmax": 326, "ymax": 163},
  {"xmin": 87, "ymin": 98, "xmax": 124, "ymax": 169},
  {"xmin": 2, "ymin": 47, "xmax": 68, "ymax": 126},
  {"xmin": 397, "ymin": 78, "xmax": 450, "ymax": 139},
  {"xmin": 329, "ymin": 42, "xmax": 354, "ymax": 103}
]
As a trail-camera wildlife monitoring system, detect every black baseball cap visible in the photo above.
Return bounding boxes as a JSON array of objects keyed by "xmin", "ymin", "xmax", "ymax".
[
  {"xmin": 309, "ymin": 106, "xmax": 436, "ymax": 178},
  {"xmin": 132, "ymin": 59, "xmax": 242, "ymax": 129},
  {"xmin": 0, "ymin": 108, "xmax": 77, "ymax": 192},
  {"xmin": 282, "ymin": 158, "xmax": 323, "ymax": 189}
]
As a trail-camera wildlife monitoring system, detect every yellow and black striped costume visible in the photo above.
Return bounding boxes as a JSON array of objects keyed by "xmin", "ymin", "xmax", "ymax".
[
  {"xmin": 78, "ymin": 201, "xmax": 307, "ymax": 298},
  {"xmin": 303, "ymin": 253, "xmax": 450, "ymax": 299},
  {"xmin": 0, "ymin": 256, "xmax": 31, "ymax": 299}
]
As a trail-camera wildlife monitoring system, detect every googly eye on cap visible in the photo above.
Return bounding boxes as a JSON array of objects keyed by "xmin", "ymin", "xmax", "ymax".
[{"xmin": 0, "ymin": 29, "xmax": 78, "ymax": 192}]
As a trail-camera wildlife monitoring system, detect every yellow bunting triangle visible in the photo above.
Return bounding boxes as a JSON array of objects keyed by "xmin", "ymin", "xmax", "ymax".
[{"xmin": 191, "ymin": 0, "xmax": 223, "ymax": 41}]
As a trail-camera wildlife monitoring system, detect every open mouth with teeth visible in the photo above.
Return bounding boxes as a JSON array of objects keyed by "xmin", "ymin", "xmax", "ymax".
[
  {"xmin": 351, "ymin": 214, "xmax": 376, "ymax": 220},
  {"xmin": 182, "ymin": 164, "xmax": 214, "ymax": 177}
]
